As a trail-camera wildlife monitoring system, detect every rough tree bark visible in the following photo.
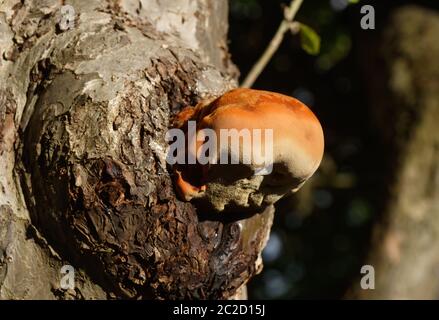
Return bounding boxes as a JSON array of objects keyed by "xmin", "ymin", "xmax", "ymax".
[
  {"xmin": 349, "ymin": 5, "xmax": 439, "ymax": 299},
  {"xmin": 0, "ymin": 0, "xmax": 274, "ymax": 299}
]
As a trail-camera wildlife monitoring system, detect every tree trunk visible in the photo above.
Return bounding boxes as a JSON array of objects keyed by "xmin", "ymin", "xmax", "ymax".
[
  {"xmin": 348, "ymin": 5, "xmax": 439, "ymax": 299},
  {"xmin": 0, "ymin": 0, "xmax": 273, "ymax": 299}
]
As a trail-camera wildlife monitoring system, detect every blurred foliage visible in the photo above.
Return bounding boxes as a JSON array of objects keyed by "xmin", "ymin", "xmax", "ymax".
[
  {"xmin": 228, "ymin": 0, "xmax": 438, "ymax": 299},
  {"xmin": 299, "ymin": 23, "xmax": 321, "ymax": 56}
]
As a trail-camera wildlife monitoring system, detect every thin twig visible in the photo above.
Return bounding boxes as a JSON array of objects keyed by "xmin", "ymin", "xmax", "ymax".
[{"xmin": 241, "ymin": 0, "xmax": 304, "ymax": 88}]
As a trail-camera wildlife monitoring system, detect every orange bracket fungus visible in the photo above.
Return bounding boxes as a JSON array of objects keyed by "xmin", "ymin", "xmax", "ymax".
[{"xmin": 168, "ymin": 88, "xmax": 324, "ymax": 213}]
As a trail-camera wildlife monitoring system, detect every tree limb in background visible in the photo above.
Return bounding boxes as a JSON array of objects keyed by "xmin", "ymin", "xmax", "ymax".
[{"xmin": 348, "ymin": 5, "xmax": 439, "ymax": 299}]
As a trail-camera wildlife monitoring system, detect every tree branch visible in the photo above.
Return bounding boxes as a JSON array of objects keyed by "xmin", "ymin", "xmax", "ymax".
[{"xmin": 241, "ymin": 0, "xmax": 303, "ymax": 88}]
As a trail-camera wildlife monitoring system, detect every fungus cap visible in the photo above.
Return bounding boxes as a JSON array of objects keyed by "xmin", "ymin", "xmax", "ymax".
[{"xmin": 173, "ymin": 88, "xmax": 324, "ymax": 213}]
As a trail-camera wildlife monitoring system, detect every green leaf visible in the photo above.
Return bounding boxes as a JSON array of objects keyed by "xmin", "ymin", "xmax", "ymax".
[
  {"xmin": 348, "ymin": 0, "xmax": 360, "ymax": 4},
  {"xmin": 299, "ymin": 23, "xmax": 321, "ymax": 56}
]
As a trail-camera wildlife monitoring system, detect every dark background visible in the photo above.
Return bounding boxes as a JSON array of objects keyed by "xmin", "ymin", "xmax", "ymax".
[{"xmin": 227, "ymin": 0, "xmax": 439, "ymax": 299}]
